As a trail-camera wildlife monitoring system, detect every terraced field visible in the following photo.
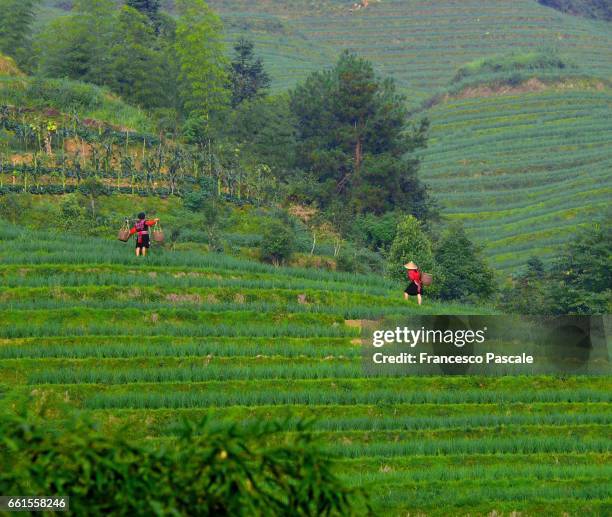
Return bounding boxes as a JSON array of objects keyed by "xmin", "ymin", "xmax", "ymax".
[
  {"xmin": 1, "ymin": 223, "xmax": 610, "ymax": 515},
  {"xmin": 206, "ymin": 0, "xmax": 612, "ymax": 102},
  {"xmin": 37, "ymin": 1, "xmax": 612, "ymax": 102},
  {"xmin": 419, "ymin": 86, "xmax": 612, "ymax": 273}
]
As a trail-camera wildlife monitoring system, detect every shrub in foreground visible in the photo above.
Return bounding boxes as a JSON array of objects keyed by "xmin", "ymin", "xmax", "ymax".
[{"xmin": 0, "ymin": 407, "xmax": 367, "ymax": 516}]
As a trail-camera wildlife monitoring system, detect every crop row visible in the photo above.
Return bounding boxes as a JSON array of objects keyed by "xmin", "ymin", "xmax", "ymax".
[
  {"xmin": 102, "ymin": 412, "xmax": 612, "ymax": 437},
  {"xmin": 0, "ymin": 284, "xmax": 406, "ymax": 304},
  {"xmin": 0, "ymin": 322, "xmax": 356, "ymax": 339},
  {"xmin": 0, "ymin": 336, "xmax": 356, "ymax": 359},
  {"xmin": 85, "ymin": 402, "xmax": 612, "ymax": 428},
  {"xmin": 79, "ymin": 388, "xmax": 610, "ymax": 409}
]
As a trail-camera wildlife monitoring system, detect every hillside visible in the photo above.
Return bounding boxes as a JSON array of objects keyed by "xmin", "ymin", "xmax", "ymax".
[
  {"xmin": 37, "ymin": 1, "xmax": 612, "ymax": 104},
  {"xmin": 210, "ymin": 0, "xmax": 612, "ymax": 104},
  {"xmin": 419, "ymin": 80, "xmax": 612, "ymax": 272},
  {"xmin": 2, "ymin": 223, "xmax": 611, "ymax": 515}
]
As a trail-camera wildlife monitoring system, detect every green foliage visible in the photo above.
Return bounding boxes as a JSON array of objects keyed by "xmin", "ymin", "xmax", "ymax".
[
  {"xmin": 453, "ymin": 50, "xmax": 573, "ymax": 83},
  {"xmin": 36, "ymin": 0, "xmax": 117, "ymax": 86},
  {"xmin": 420, "ymin": 89, "xmax": 612, "ymax": 272},
  {"xmin": 126, "ymin": 0, "xmax": 161, "ymax": 22},
  {"xmin": 434, "ymin": 223, "xmax": 496, "ymax": 302},
  {"xmin": 0, "ymin": 0, "xmax": 40, "ymax": 70},
  {"xmin": 221, "ymin": 94, "xmax": 297, "ymax": 174},
  {"xmin": 175, "ymin": 0, "xmax": 229, "ymax": 118},
  {"xmin": 353, "ymin": 212, "xmax": 400, "ymax": 252},
  {"xmin": 386, "ymin": 215, "xmax": 437, "ymax": 286},
  {"xmin": 546, "ymin": 220, "xmax": 611, "ymax": 314},
  {"xmin": 229, "ymin": 38, "xmax": 270, "ymax": 107},
  {"xmin": 260, "ymin": 218, "xmax": 295, "ymax": 266},
  {"xmin": 500, "ymin": 220, "xmax": 611, "ymax": 314},
  {"xmin": 0, "ymin": 406, "xmax": 364, "ymax": 516},
  {"xmin": 0, "ymin": 193, "xmax": 31, "ymax": 224},
  {"xmin": 290, "ymin": 51, "xmax": 429, "ymax": 216},
  {"xmin": 500, "ymin": 257, "xmax": 549, "ymax": 315},
  {"xmin": 109, "ymin": 6, "xmax": 170, "ymax": 109},
  {"xmin": 59, "ymin": 193, "xmax": 88, "ymax": 232}
]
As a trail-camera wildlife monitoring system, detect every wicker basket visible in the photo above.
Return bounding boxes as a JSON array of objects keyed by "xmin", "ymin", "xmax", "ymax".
[
  {"xmin": 118, "ymin": 227, "xmax": 130, "ymax": 242},
  {"xmin": 421, "ymin": 272, "xmax": 433, "ymax": 286},
  {"xmin": 152, "ymin": 224, "xmax": 165, "ymax": 244}
]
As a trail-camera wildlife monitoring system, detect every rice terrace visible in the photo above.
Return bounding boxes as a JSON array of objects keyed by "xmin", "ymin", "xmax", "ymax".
[{"xmin": 0, "ymin": 0, "xmax": 610, "ymax": 515}]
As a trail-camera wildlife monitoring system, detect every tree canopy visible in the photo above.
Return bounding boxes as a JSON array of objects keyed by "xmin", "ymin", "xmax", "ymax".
[
  {"xmin": 290, "ymin": 51, "xmax": 430, "ymax": 216},
  {"xmin": 229, "ymin": 38, "xmax": 271, "ymax": 107}
]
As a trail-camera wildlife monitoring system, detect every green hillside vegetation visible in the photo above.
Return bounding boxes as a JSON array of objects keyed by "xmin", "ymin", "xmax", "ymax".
[
  {"xmin": 207, "ymin": 0, "xmax": 612, "ymax": 105},
  {"xmin": 417, "ymin": 54, "xmax": 611, "ymax": 271},
  {"xmin": 2, "ymin": 223, "xmax": 610, "ymax": 515},
  {"xmin": 35, "ymin": 1, "xmax": 612, "ymax": 104}
]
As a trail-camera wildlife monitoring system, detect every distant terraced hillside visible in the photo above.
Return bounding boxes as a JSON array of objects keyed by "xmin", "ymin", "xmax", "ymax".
[
  {"xmin": 205, "ymin": 0, "xmax": 612, "ymax": 102},
  {"xmin": 419, "ymin": 82, "xmax": 612, "ymax": 273},
  {"xmin": 38, "ymin": 1, "xmax": 612, "ymax": 104}
]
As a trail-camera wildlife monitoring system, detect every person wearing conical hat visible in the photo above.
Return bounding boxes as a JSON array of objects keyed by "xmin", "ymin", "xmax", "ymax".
[{"xmin": 403, "ymin": 261, "xmax": 423, "ymax": 306}]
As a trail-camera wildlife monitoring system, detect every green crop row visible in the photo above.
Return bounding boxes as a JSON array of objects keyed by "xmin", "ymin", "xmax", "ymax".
[
  {"xmin": 80, "ymin": 388, "xmax": 610, "ymax": 410},
  {"xmin": 0, "ymin": 336, "xmax": 357, "ymax": 359}
]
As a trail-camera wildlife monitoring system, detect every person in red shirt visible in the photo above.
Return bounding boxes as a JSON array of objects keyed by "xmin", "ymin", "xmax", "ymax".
[
  {"xmin": 129, "ymin": 212, "xmax": 159, "ymax": 257},
  {"xmin": 404, "ymin": 261, "xmax": 423, "ymax": 305}
]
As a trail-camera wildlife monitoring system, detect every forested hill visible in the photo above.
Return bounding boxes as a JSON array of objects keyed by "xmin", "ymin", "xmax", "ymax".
[{"xmin": 38, "ymin": 0, "xmax": 612, "ymax": 102}]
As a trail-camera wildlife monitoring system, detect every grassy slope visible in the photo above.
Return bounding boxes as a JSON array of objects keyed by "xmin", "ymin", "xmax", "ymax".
[
  {"xmin": 206, "ymin": 0, "xmax": 612, "ymax": 102},
  {"xmin": 36, "ymin": 1, "xmax": 612, "ymax": 102},
  {"xmin": 1, "ymin": 223, "xmax": 610, "ymax": 515},
  {"xmin": 419, "ymin": 84, "xmax": 612, "ymax": 273}
]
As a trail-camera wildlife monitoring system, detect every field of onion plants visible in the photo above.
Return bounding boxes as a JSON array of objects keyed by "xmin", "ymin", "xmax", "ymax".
[{"xmin": 0, "ymin": 223, "xmax": 610, "ymax": 515}]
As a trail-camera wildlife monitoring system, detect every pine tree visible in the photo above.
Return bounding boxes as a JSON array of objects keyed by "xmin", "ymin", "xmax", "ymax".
[
  {"xmin": 229, "ymin": 38, "xmax": 270, "ymax": 107},
  {"xmin": 290, "ymin": 51, "xmax": 430, "ymax": 215}
]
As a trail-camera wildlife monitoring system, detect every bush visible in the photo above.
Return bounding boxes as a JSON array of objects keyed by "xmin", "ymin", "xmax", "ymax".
[
  {"xmin": 0, "ymin": 406, "xmax": 366, "ymax": 516},
  {"xmin": 0, "ymin": 193, "xmax": 30, "ymax": 224},
  {"xmin": 434, "ymin": 223, "xmax": 496, "ymax": 303},
  {"xmin": 386, "ymin": 215, "xmax": 439, "ymax": 291},
  {"xmin": 260, "ymin": 219, "xmax": 295, "ymax": 266}
]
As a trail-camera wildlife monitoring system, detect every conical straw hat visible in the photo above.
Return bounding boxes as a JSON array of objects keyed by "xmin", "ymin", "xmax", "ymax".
[{"xmin": 404, "ymin": 261, "xmax": 418, "ymax": 270}]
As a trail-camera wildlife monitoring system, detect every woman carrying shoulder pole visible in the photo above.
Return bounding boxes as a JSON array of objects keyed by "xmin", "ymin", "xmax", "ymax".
[
  {"xmin": 129, "ymin": 212, "xmax": 160, "ymax": 257},
  {"xmin": 403, "ymin": 261, "xmax": 423, "ymax": 306}
]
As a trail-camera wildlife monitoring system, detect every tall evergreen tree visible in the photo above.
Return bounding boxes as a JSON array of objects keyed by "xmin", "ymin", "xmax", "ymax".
[
  {"xmin": 229, "ymin": 38, "xmax": 270, "ymax": 107},
  {"xmin": 290, "ymin": 51, "xmax": 429, "ymax": 216},
  {"xmin": 0, "ymin": 0, "xmax": 40, "ymax": 69}
]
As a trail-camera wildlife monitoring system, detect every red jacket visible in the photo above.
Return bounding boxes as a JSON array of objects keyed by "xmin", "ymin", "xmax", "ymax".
[
  {"xmin": 129, "ymin": 220, "xmax": 157, "ymax": 236},
  {"xmin": 408, "ymin": 269, "xmax": 421, "ymax": 283}
]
